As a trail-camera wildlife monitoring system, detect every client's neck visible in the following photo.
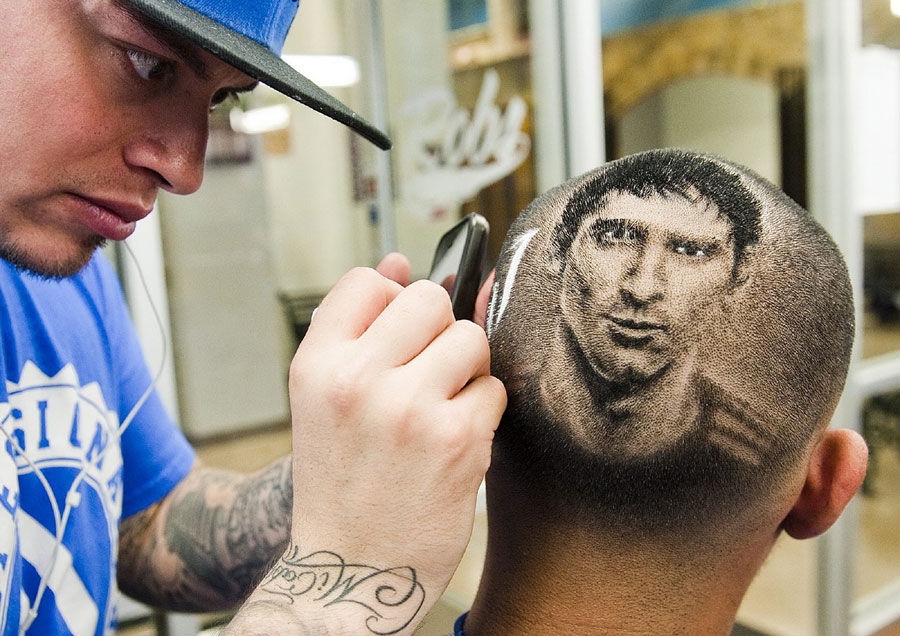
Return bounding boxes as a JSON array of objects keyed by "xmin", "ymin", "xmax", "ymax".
[{"xmin": 464, "ymin": 477, "xmax": 776, "ymax": 636}]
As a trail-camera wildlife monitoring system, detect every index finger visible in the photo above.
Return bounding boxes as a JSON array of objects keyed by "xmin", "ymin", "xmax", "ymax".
[
  {"xmin": 357, "ymin": 279, "xmax": 455, "ymax": 367},
  {"xmin": 304, "ymin": 267, "xmax": 404, "ymax": 345},
  {"xmin": 375, "ymin": 252, "xmax": 412, "ymax": 287}
]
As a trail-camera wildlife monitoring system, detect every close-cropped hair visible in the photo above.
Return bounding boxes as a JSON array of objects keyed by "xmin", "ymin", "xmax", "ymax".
[
  {"xmin": 487, "ymin": 149, "xmax": 854, "ymax": 533},
  {"xmin": 552, "ymin": 150, "xmax": 763, "ymax": 280}
]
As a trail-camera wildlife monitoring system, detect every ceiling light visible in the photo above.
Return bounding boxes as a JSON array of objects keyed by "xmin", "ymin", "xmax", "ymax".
[
  {"xmin": 230, "ymin": 104, "xmax": 291, "ymax": 135},
  {"xmin": 282, "ymin": 55, "xmax": 361, "ymax": 87}
]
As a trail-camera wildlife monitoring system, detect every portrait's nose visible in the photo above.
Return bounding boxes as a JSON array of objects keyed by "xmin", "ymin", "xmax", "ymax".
[
  {"xmin": 123, "ymin": 110, "xmax": 208, "ymax": 196},
  {"xmin": 621, "ymin": 243, "xmax": 666, "ymax": 306}
]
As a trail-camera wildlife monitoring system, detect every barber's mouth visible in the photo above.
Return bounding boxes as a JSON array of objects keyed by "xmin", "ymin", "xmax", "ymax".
[{"xmin": 69, "ymin": 194, "xmax": 151, "ymax": 241}]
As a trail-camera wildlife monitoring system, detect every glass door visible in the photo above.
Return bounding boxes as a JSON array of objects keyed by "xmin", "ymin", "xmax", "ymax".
[
  {"xmin": 843, "ymin": 0, "xmax": 900, "ymax": 634},
  {"xmin": 809, "ymin": 0, "xmax": 900, "ymax": 634},
  {"xmin": 602, "ymin": 2, "xmax": 817, "ymax": 629}
]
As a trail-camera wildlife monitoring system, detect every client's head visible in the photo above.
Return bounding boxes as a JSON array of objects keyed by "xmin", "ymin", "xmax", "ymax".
[{"xmin": 485, "ymin": 149, "xmax": 859, "ymax": 541}]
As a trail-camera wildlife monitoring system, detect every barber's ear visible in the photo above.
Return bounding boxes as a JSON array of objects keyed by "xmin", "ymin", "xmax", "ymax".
[
  {"xmin": 473, "ymin": 270, "xmax": 496, "ymax": 329},
  {"xmin": 782, "ymin": 429, "xmax": 869, "ymax": 540}
]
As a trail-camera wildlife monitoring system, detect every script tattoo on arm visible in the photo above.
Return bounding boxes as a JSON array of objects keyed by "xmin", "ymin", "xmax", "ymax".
[
  {"xmin": 249, "ymin": 547, "xmax": 425, "ymax": 636},
  {"xmin": 117, "ymin": 457, "xmax": 293, "ymax": 611}
]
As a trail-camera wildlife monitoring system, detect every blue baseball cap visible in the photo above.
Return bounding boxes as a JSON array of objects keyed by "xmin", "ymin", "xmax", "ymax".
[{"xmin": 122, "ymin": 0, "xmax": 392, "ymax": 150}]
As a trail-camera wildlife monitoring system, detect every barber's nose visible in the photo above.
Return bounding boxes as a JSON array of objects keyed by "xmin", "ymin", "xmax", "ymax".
[
  {"xmin": 621, "ymin": 244, "xmax": 665, "ymax": 306},
  {"xmin": 123, "ymin": 115, "xmax": 208, "ymax": 195}
]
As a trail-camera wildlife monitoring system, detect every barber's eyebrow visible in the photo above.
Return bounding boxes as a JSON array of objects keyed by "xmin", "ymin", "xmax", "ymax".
[{"xmin": 110, "ymin": 0, "xmax": 259, "ymax": 93}]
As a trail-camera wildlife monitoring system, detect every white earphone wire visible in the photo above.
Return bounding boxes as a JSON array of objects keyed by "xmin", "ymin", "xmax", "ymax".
[{"xmin": 1, "ymin": 241, "xmax": 167, "ymax": 634}]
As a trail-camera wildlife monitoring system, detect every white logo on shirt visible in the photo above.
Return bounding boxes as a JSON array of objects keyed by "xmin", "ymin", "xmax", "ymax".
[{"xmin": 1, "ymin": 362, "xmax": 123, "ymax": 635}]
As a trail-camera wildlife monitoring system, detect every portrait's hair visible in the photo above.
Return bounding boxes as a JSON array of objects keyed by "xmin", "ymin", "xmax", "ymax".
[
  {"xmin": 487, "ymin": 149, "xmax": 854, "ymax": 535},
  {"xmin": 553, "ymin": 150, "xmax": 762, "ymax": 279}
]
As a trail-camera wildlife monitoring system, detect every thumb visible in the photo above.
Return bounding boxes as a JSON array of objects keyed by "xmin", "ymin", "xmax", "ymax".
[{"xmin": 473, "ymin": 270, "xmax": 495, "ymax": 329}]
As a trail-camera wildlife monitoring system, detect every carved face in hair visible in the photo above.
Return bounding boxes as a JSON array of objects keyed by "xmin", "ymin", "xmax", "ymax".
[
  {"xmin": 560, "ymin": 191, "xmax": 736, "ymax": 386},
  {"xmin": 487, "ymin": 149, "xmax": 855, "ymax": 528}
]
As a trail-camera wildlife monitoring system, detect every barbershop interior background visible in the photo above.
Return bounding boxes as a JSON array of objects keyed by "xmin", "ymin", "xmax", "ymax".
[{"xmin": 113, "ymin": 0, "xmax": 900, "ymax": 634}]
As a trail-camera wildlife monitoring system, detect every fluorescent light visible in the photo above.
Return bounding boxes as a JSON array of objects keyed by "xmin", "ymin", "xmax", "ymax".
[
  {"xmin": 894, "ymin": 0, "xmax": 900, "ymax": 17},
  {"xmin": 281, "ymin": 55, "xmax": 360, "ymax": 87},
  {"xmin": 229, "ymin": 104, "xmax": 291, "ymax": 134}
]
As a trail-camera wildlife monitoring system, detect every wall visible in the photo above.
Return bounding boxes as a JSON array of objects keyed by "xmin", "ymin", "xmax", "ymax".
[
  {"xmin": 381, "ymin": 0, "xmax": 460, "ymax": 277},
  {"xmin": 262, "ymin": 0, "xmax": 371, "ymax": 295},
  {"xmin": 602, "ymin": 1, "xmax": 805, "ymax": 124},
  {"xmin": 619, "ymin": 74, "xmax": 781, "ymax": 185},
  {"xmin": 155, "ymin": 0, "xmax": 461, "ymax": 438},
  {"xmin": 158, "ymin": 155, "xmax": 291, "ymax": 440},
  {"xmin": 263, "ymin": 0, "xmax": 463, "ymax": 285}
]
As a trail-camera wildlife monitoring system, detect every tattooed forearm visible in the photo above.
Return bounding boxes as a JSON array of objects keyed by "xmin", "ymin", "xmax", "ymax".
[
  {"xmin": 248, "ymin": 546, "xmax": 425, "ymax": 636},
  {"xmin": 118, "ymin": 458, "xmax": 293, "ymax": 611},
  {"xmin": 163, "ymin": 459, "xmax": 293, "ymax": 593},
  {"xmin": 225, "ymin": 458, "xmax": 294, "ymax": 582}
]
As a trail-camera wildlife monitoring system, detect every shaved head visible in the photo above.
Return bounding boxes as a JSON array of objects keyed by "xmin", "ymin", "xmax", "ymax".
[{"xmin": 486, "ymin": 149, "xmax": 854, "ymax": 532}]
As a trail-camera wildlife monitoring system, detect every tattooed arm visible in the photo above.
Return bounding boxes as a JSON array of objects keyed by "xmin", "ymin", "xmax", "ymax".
[
  {"xmin": 221, "ymin": 546, "xmax": 426, "ymax": 636},
  {"xmin": 117, "ymin": 269, "xmax": 504, "ymax": 634},
  {"xmin": 117, "ymin": 457, "xmax": 292, "ymax": 611}
]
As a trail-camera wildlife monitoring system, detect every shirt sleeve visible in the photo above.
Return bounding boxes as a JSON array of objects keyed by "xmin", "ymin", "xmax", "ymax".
[{"xmin": 93, "ymin": 255, "xmax": 195, "ymax": 519}]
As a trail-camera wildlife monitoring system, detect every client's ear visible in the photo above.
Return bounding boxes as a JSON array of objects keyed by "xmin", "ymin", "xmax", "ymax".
[{"xmin": 783, "ymin": 429, "xmax": 869, "ymax": 540}]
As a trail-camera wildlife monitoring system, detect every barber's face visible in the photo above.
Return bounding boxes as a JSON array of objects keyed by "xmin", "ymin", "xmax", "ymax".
[
  {"xmin": 0, "ymin": 0, "xmax": 254, "ymax": 277},
  {"xmin": 561, "ymin": 191, "xmax": 735, "ymax": 384}
]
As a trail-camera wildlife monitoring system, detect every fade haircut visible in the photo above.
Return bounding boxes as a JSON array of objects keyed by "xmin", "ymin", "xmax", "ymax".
[{"xmin": 487, "ymin": 149, "xmax": 854, "ymax": 533}]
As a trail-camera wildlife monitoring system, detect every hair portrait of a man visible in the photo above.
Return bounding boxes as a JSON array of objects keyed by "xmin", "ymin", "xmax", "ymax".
[{"xmin": 486, "ymin": 149, "xmax": 854, "ymax": 532}]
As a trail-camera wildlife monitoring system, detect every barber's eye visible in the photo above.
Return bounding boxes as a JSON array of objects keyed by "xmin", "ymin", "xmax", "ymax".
[
  {"xmin": 210, "ymin": 89, "xmax": 239, "ymax": 111},
  {"xmin": 126, "ymin": 49, "xmax": 170, "ymax": 81}
]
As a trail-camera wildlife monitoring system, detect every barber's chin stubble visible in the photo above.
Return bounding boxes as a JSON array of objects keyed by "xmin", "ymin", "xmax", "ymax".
[{"xmin": 0, "ymin": 236, "xmax": 106, "ymax": 279}]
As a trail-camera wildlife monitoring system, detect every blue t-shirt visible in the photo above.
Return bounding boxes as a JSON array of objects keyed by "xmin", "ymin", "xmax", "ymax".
[
  {"xmin": 454, "ymin": 612, "xmax": 468, "ymax": 636},
  {"xmin": 0, "ymin": 254, "xmax": 195, "ymax": 635}
]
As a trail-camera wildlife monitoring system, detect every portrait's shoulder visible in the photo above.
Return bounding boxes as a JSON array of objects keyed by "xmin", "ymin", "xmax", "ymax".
[{"xmin": 695, "ymin": 373, "xmax": 776, "ymax": 465}]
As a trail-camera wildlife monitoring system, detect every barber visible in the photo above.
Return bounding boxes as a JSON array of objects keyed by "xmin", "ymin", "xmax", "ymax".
[{"xmin": 0, "ymin": 1, "xmax": 506, "ymax": 634}]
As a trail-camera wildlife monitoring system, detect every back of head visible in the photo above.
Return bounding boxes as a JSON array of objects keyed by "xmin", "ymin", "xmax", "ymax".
[{"xmin": 485, "ymin": 149, "xmax": 854, "ymax": 538}]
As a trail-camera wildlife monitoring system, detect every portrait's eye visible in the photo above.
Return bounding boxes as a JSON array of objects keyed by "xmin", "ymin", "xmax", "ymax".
[
  {"xmin": 126, "ymin": 49, "xmax": 172, "ymax": 81},
  {"xmin": 671, "ymin": 241, "xmax": 718, "ymax": 258},
  {"xmin": 675, "ymin": 244, "xmax": 705, "ymax": 256},
  {"xmin": 604, "ymin": 227, "xmax": 633, "ymax": 241},
  {"xmin": 592, "ymin": 219, "xmax": 643, "ymax": 246}
]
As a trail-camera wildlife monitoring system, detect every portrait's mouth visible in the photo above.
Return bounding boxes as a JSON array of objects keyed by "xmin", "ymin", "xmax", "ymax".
[
  {"xmin": 603, "ymin": 314, "xmax": 668, "ymax": 348},
  {"xmin": 603, "ymin": 314, "xmax": 668, "ymax": 332}
]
